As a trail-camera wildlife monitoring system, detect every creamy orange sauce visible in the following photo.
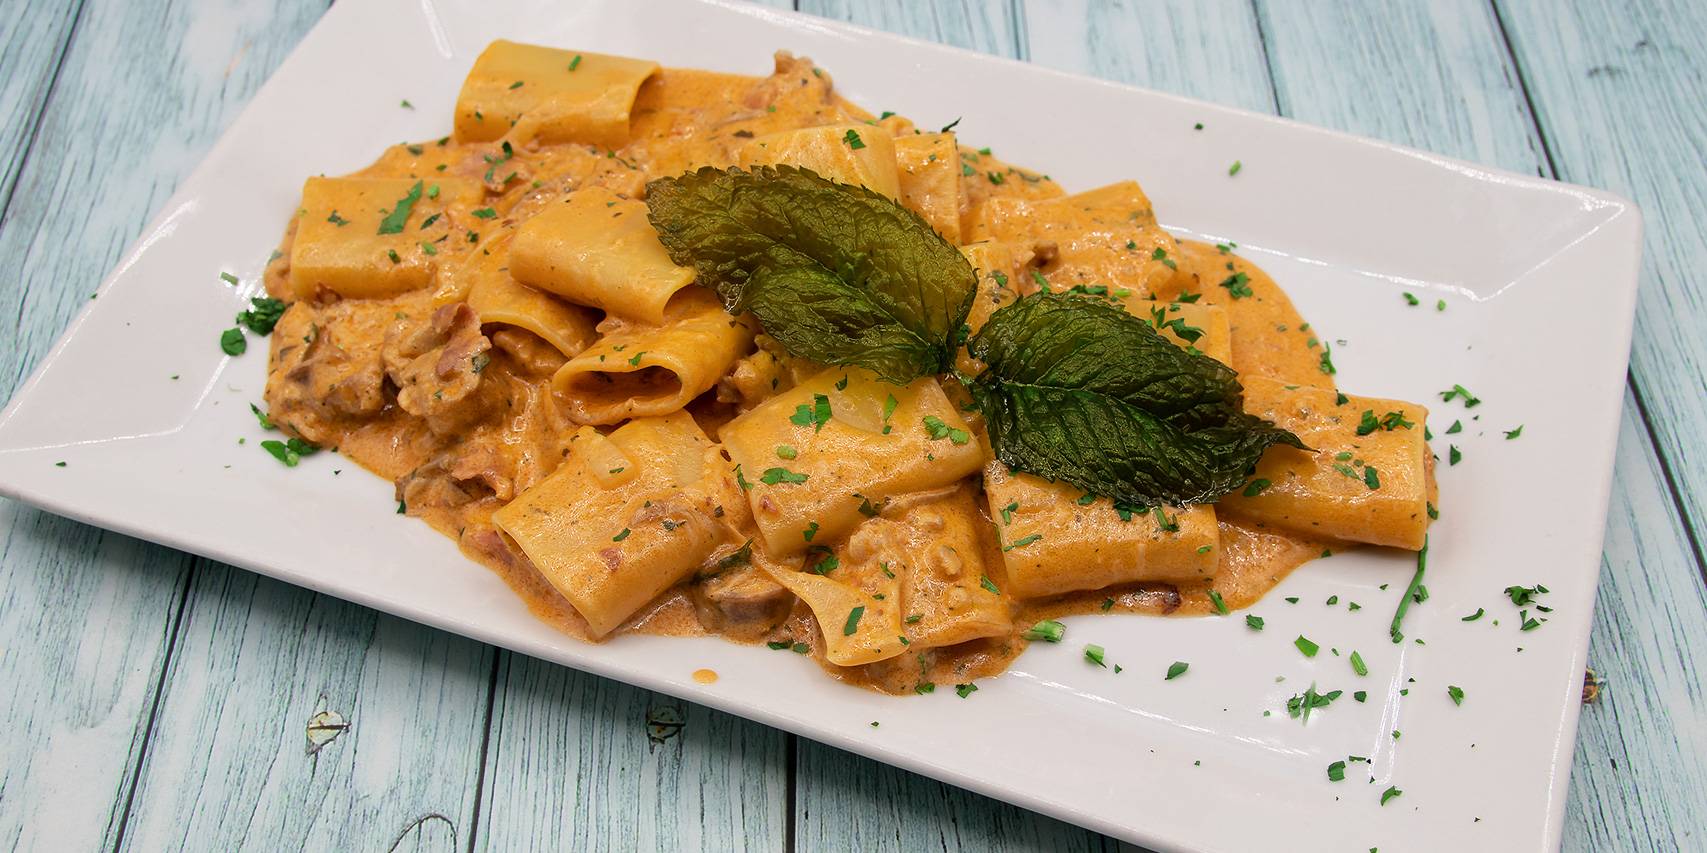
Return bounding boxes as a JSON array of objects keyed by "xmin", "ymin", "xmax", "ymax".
[{"xmin": 261, "ymin": 49, "xmax": 1422, "ymax": 696}]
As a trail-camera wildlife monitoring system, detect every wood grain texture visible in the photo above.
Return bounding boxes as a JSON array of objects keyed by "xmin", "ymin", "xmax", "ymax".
[
  {"xmin": 1562, "ymin": 392, "xmax": 1707, "ymax": 852},
  {"xmin": 801, "ymin": 0, "xmax": 1024, "ymax": 55},
  {"xmin": 0, "ymin": 0, "xmax": 80, "ymax": 217},
  {"xmin": 1023, "ymin": 0, "xmax": 1274, "ymax": 112},
  {"xmin": 1255, "ymin": 0, "xmax": 1541, "ymax": 173},
  {"xmin": 472, "ymin": 652, "xmax": 788, "ymax": 852},
  {"xmin": 118, "ymin": 569, "xmax": 494, "ymax": 852},
  {"xmin": 0, "ymin": 510, "xmax": 189, "ymax": 853},
  {"xmin": 0, "ymin": 8, "xmax": 185, "ymax": 853},
  {"xmin": 1492, "ymin": 0, "xmax": 1707, "ymax": 566}
]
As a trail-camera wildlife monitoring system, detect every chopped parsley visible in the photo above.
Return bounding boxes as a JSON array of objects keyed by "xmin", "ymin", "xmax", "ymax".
[
  {"xmin": 612, "ymin": 528, "xmax": 631, "ymax": 542},
  {"xmin": 881, "ymin": 393, "xmax": 899, "ymax": 434},
  {"xmin": 1219, "ymin": 271, "xmax": 1253, "ymax": 299},
  {"xmin": 1294, "ymin": 635, "xmax": 1320, "ymax": 658},
  {"xmin": 1439, "ymin": 384, "xmax": 1482, "ymax": 408},
  {"xmin": 219, "ymin": 328, "xmax": 246, "ymax": 356},
  {"xmin": 979, "ymin": 575, "xmax": 1000, "ymax": 595},
  {"xmin": 1448, "ymin": 685, "xmax": 1465, "ymax": 706},
  {"xmin": 922, "ymin": 415, "xmax": 970, "ymax": 445},
  {"xmin": 1207, "ymin": 590, "xmax": 1230, "ymax": 615},
  {"xmin": 259, "ymin": 437, "xmax": 318, "ymax": 467},
  {"xmin": 471, "ymin": 207, "xmax": 498, "ymax": 219},
  {"xmin": 1380, "ymin": 786, "xmax": 1402, "ymax": 806},
  {"xmin": 1165, "ymin": 661, "xmax": 1189, "ymax": 680},
  {"xmin": 1389, "ymin": 536, "xmax": 1429, "ymax": 643},
  {"xmin": 1228, "ymin": 160, "xmax": 1242, "ymax": 176},
  {"xmin": 1245, "ymin": 614, "xmax": 1265, "ymax": 631},
  {"xmin": 843, "ymin": 605, "xmax": 864, "ymax": 636},
  {"xmin": 1084, "ymin": 644, "xmax": 1107, "ymax": 667},
  {"xmin": 775, "ymin": 445, "xmax": 798, "ymax": 459},
  {"xmin": 802, "ymin": 521, "xmax": 819, "ymax": 542},
  {"xmin": 1327, "ymin": 761, "xmax": 1347, "ymax": 782},
  {"xmin": 1003, "ymin": 534, "xmax": 1042, "ymax": 551},
  {"xmin": 1285, "ymin": 683, "xmax": 1340, "ymax": 722},
  {"xmin": 1449, "ymin": 445, "xmax": 1463, "ymax": 466},
  {"xmin": 1023, "ymin": 620, "xmax": 1065, "ymax": 643},
  {"xmin": 955, "ymin": 683, "xmax": 978, "ymax": 698},
  {"xmin": 1350, "ymin": 650, "xmax": 1368, "ymax": 677},
  {"xmin": 219, "ymin": 271, "xmax": 239, "ymax": 286},
  {"xmin": 1504, "ymin": 425, "xmax": 1524, "ymax": 440},
  {"xmin": 842, "ymin": 129, "xmax": 866, "ymax": 150},
  {"xmin": 790, "ymin": 394, "xmax": 832, "ymax": 431},
  {"xmin": 1242, "ymin": 478, "xmax": 1272, "ymax": 497},
  {"xmin": 376, "ymin": 180, "xmax": 424, "ymax": 234},
  {"xmin": 760, "ymin": 467, "xmax": 809, "ymax": 485},
  {"xmin": 236, "ymin": 297, "xmax": 287, "ymax": 335}
]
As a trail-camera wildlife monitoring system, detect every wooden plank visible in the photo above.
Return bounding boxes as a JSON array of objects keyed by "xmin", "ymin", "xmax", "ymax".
[
  {"xmin": 1023, "ymin": 0, "xmax": 1275, "ymax": 113},
  {"xmin": 1562, "ymin": 392, "xmax": 1707, "ymax": 852},
  {"xmin": 0, "ymin": 507, "xmax": 190, "ymax": 852},
  {"xmin": 117, "ymin": 568, "xmax": 495, "ymax": 851},
  {"xmin": 1492, "ymin": 0, "xmax": 1707, "ymax": 552},
  {"xmin": 800, "ymin": 0, "xmax": 1023, "ymax": 55},
  {"xmin": 471, "ymin": 651, "xmax": 789, "ymax": 852},
  {"xmin": 0, "ymin": 0, "xmax": 81, "ymax": 217},
  {"xmin": 1255, "ymin": 0, "xmax": 1540, "ymax": 173}
]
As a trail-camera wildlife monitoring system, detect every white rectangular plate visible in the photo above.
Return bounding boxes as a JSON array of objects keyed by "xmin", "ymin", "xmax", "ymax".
[{"xmin": 0, "ymin": 2, "xmax": 1642, "ymax": 850}]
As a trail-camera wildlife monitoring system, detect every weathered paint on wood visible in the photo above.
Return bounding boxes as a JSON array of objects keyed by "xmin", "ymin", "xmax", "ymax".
[
  {"xmin": 473, "ymin": 652, "xmax": 789, "ymax": 851},
  {"xmin": 0, "ymin": 0, "xmax": 80, "ymax": 216},
  {"xmin": 2, "ymin": 0, "xmax": 1705, "ymax": 850},
  {"xmin": 0, "ymin": 510, "xmax": 189, "ymax": 852},
  {"xmin": 1495, "ymin": 0, "xmax": 1707, "ymax": 553},
  {"xmin": 1562, "ymin": 394, "xmax": 1707, "ymax": 852},
  {"xmin": 1023, "ymin": 0, "xmax": 1274, "ymax": 113},
  {"xmin": 118, "ymin": 569, "xmax": 495, "ymax": 852}
]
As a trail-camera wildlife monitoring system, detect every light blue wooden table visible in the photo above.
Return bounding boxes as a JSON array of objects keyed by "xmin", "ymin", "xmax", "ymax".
[{"xmin": 2, "ymin": 1, "xmax": 1703, "ymax": 850}]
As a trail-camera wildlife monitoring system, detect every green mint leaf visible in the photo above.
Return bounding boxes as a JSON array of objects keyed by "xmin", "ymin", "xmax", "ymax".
[
  {"xmin": 645, "ymin": 165, "xmax": 975, "ymax": 383},
  {"xmin": 967, "ymin": 293, "xmax": 1304, "ymax": 506}
]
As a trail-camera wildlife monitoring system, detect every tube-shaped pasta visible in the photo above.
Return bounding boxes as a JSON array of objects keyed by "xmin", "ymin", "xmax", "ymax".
[
  {"xmin": 762, "ymin": 563, "xmax": 907, "ymax": 667},
  {"xmin": 461, "ymin": 233, "xmax": 599, "ymax": 358},
  {"xmin": 491, "ymin": 413, "xmax": 739, "ymax": 637},
  {"xmin": 968, "ymin": 180, "xmax": 1188, "ymax": 299},
  {"xmin": 719, "ymin": 368, "xmax": 984, "ymax": 557},
  {"xmin": 509, "ymin": 186, "xmax": 697, "ymax": 325},
  {"xmin": 289, "ymin": 177, "xmax": 484, "ymax": 300},
  {"xmin": 894, "ymin": 132, "xmax": 962, "ymax": 242},
  {"xmin": 1218, "ymin": 377, "xmax": 1431, "ymax": 550},
  {"xmin": 739, "ymin": 123, "xmax": 901, "ymax": 199},
  {"xmin": 985, "ymin": 461, "xmax": 1219, "ymax": 598},
  {"xmin": 551, "ymin": 287, "xmax": 753, "ymax": 424},
  {"xmin": 453, "ymin": 41, "xmax": 660, "ymax": 147}
]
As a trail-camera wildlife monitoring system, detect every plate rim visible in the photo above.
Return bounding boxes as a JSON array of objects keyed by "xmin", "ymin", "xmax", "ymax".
[{"xmin": 0, "ymin": 1, "xmax": 1647, "ymax": 850}]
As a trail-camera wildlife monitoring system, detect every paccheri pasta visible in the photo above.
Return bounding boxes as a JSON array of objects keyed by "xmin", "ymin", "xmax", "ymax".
[{"xmin": 260, "ymin": 41, "xmax": 1435, "ymax": 694}]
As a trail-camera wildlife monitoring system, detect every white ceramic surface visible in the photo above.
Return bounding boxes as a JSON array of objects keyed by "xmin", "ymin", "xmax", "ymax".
[{"xmin": 0, "ymin": 1, "xmax": 1642, "ymax": 850}]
